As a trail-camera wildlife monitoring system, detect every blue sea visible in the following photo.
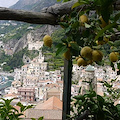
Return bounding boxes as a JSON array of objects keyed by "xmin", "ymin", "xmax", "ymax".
[{"xmin": 0, "ymin": 76, "xmax": 14, "ymax": 90}]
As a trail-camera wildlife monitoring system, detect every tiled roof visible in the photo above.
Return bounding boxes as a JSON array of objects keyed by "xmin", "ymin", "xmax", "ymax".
[
  {"xmin": 35, "ymin": 96, "xmax": 62, "ymax": 110},
  {"xmin": 25, "ymin": 109, "xmax": 62, "ymax": 120},
  {"xmin": 4, "ymin": 93, "xmax": 18, "ymax": 97}
]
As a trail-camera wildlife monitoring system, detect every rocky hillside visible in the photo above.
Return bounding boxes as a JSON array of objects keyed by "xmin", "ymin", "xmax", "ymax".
[
  {"xmin": 0, "ymin": 0, "xmax": 60, "ymax": 54},
  {"xmin": 13, "ymin": 25, "xmax": 58, "ymax": 53},
  {"xmin": 11, "ymin": 0, "xmax": 58, "ymax": 11}
]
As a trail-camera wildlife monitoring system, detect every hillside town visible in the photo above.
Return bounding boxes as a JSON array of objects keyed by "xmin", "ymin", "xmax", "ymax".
[{"xmin": 0, "ymin": 37, "xmax": 120, "ymax": 119}]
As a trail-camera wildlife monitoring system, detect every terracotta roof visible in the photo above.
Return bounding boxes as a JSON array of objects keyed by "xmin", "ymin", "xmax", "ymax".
[
  {"xmin": 4, "ymin": 93, "xmax": 18, "ymax": 98},
  {"xmin": 35, "ymin": 96, "xmax": 62, "ymax": 110}
]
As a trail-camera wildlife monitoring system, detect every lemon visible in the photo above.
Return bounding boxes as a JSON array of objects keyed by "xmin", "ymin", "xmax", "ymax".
[
  {"xmin": 96, "ymin": 37, "xmax": 109, "ymax": 45},
  {"xmin": 103, "ymin": 37, "xmax": 109, "ymax": 43},
  {"xmin": 96, "ymin": 40, "xmax": 104, "ymax": 45},
  {"xmin": 81, "ymin": 46, "xmax": 92, "ymax": 59},
  {"xmin": 79, "ymin": 15, "xmax": 88, "ymax": 26},
  {"xmin": 99, "ymin": 16, "xmax": 110, "ymax": 28},
  {"xmin": 63, "ymin": 48, "xmax": 71, "ymax": 60},
  {"xmin": 68, "ymin": 41, "xmax": 77, "ymax": 47},
  {"xmin": 109, "ymin": 52, "xmax": 118, "ymax": 62},
  {"xmin": 115, "ymin": 52, "xmax": 119, "ymax": 56},
  {"xmin": 43, "ymin": 35, "xmax": 52, "ymax": 48},
  {"xmin": 92, "ymin": 50, "xmax": 103, "ymax": 62},
  {"xmin": 76, "ymin": 56, "xmax": 81, "ymax": 61},
  {"xmin": 77, "ymin": 58, "xmax": 87, "ymax": 66},
  {"xmin": 87, "ymin": 60, "xmax": 93, "ymax": 65}
]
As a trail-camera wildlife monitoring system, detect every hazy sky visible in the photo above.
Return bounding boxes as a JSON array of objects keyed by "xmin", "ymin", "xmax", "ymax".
[{"xmin": 0, "ymin": 0, "xmax": 19, "ymax": 7}]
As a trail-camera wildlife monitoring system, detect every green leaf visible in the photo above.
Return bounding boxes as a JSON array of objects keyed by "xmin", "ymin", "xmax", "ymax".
[
  {"xmin": 65, "ymin": 26, "xmax": 72, "ymax": 34},
  {"xmin": 72, "ymin": 2, "xmax": 84, "ymax": 9},
  {"xmin": 73, "ymin": 95, "xmax": 85, "ymax": 101},
  {"xmin": 57, "ymin": 0, "xmax": 61, "ymax": 2},
  {"xmin": 95, "ymin": 22, "xmax": 117, "ymax": 40},
  {"xmin": 59, "ymin": 22, "xmax": 69, "ymax": 28},
  {"xmin": 56, "ymin": 45, "xmax": 67, "ymax": 56},
  {"xmin": 114, "ymin": 40, "xmax": 120, "ymax": 47},
  {"xmin": 97, "ymin": 95, "xmax": 105, "ymax": 104},
  {"xmin": 56, "ymin": 43, "xmax": 64, "ymax": 48},
  {"xmin": 70, "ymin": 43, "xmax": 80, "ymax": 51},
  {"xmin": 116, "ymin": 104, "xmax": 120, "ymax": 112},
  {"xmin": 103, "ymin": 106, "xmax": 112, "ymax": 115},
  {"xmin": 117, "ymin": 63, "xmax": 120, "ymax": 70},
  {"xmin": 114, "ymin": 12, "xmax": 120, "ymax": 21},
  {"xmin": 92, "ymin": 46, "xmax": 101, "ymax": 49},
  {"xmin": 108, "ymin": 41, "xmax": 114, "ymax": 46},
  {"xmin": 31, "ymin": 118, "xmax": 36, "ymax": 120},
  {"xmin": 110, "ymin": 62, "xmax": 115, "ymax": 71},
  {"xmin": 38, "ymin": 116, "xmax": 44, "ymax": 120},
  {"xmin": 104, "ymin": 81, "xmax": 112, "ymax": 88},
  {"xmin": 84, "ymin": 23, "xmax": 91, "ymax": 28},
  {"xmin": 24, "ymin": 105, "xmax": 34, "ymax": 111}
]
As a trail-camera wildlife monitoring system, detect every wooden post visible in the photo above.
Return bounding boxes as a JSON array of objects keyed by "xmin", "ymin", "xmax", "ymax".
[{"xmin": 62, "ymin": 59, "xmax": 72, "ymax": 120}]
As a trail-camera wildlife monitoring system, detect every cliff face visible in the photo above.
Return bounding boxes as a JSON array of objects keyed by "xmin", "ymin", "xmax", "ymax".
[
  {"xmin": 12, "ymin": 25, "xmax": 58, "ymax": 53},
  {"xmin": 11, "ymin": 0, "xmax": 40, "ymax": 10},
  {"xmin": 4, "ymin": 0, "xmax": 59, "ymax": 54},
  {"xmin": 10, "ymin": 0, "xmax": 57, "ymax": 11}
]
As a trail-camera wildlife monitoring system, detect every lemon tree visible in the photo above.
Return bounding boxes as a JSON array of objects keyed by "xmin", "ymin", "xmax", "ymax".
[
  {"xmin": 55, "ymin": 0, "xmax": 120, "ymax": 119},
  {"xmin": 56, "ymin": 0, "xmax": 120, "ymax": 70}
]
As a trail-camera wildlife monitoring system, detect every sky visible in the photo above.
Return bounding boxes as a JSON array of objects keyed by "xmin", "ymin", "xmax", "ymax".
[{"xmin": 0, "ymin": 0, "xmax": 19, "ymax": 7}]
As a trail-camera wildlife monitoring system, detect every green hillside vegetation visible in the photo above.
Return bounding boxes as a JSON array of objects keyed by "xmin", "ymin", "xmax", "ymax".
[
  {"xmin": 0, "ymin": 50, "xmax": 11, "ymax": 63},
  {"xmin": 0, "ymin": 23, "xmax": 41, "ymax": 43},
  {"xmin": 2, "ymin": 48, "xmax": 39, "ymax": 71}
]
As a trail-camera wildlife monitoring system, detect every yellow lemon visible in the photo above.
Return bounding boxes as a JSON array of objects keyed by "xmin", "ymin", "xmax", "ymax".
[
  {"xmin": 109, "ymin": 52, "xmax": 118, "ymax": 62},
  {"xmin": 92, "ymin": 50, "xmax": 103, "ymax": 62},
  {"xmin": 63, "ymin": 48, "xmax": 71, "ymax": 60},
  {"xmin": 103, "ymin": 37, "xmax": 109, "ymax": 44},
  {"xmin": 81, "ymin": 46, "xmax": 92, "ymax": 59},
  {"xmin": 75, "ymin": 56, "xmax": 81, "ymax": 61},
  {"xmin": 99, "ymin": 16, "xmax": 110, "ymax": 28},
  {"xmin": 96, "ymin": 40, "xmax": 104, "ymax": 45},
  {"xmin": 77, "ymin": 58, "xmax": 87, "ymax": 66},
  {"xmin": 87, "ymin": 60, "xmax": 93, "ymax": 65},
  {"xmin": 43, "ymin": 35, "xmax": 52, "ymax": 48},
  {"xmin": 79, "ymin": 15, "xmax": 88, "ymax": 26}
]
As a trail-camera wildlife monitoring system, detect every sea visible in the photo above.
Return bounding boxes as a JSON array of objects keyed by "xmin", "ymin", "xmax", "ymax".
[{"xmin": 0, "ymin": 76, "xmax": 14, "ymax": 90}]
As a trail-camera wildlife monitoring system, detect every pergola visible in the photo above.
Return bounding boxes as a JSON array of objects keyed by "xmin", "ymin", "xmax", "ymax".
[{"xmin": 0, "ymin": 0, "xmax": 120, "ymax": 119}]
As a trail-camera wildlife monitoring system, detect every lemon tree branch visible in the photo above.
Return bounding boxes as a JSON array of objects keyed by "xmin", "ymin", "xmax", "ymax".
[{"xmin": 0, "ymin": 0, "xmax": 119, "ymax": 25}]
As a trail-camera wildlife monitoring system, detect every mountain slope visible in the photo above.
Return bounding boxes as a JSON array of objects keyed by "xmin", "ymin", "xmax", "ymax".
[{"xmin": 10, "ymin": 0, "xmax": 58, "ymax": 11}]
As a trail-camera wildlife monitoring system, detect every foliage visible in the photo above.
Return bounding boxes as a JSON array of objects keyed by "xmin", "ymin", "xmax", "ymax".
[
  {"xmin": 31, "ymin": 116, "xmax": 44, "ymax": 120},
  {"xmin": 2, "ymin": 48, "xmax": 39, "ymax": 71},
  {"xmin": 0, "ymin": 98, "xmax": 34, "ymax": 120},
  {"xmin": 101, "ymin": 78, "xmax": 120, "ymax": 103},
  {"xmin": 0, "ymin": 50, "xmax": 11, "ymax": 63},
  {"xmin": 55, "ymin": 0, "xmax": 120, "ymax": 119},
  {"xmin": 70, "ymin": 81, "xmax": 120, "ymax": 120},
  {"xmin": 56, "ymin": 0, "xmax": 120, "ymax": 69}
]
